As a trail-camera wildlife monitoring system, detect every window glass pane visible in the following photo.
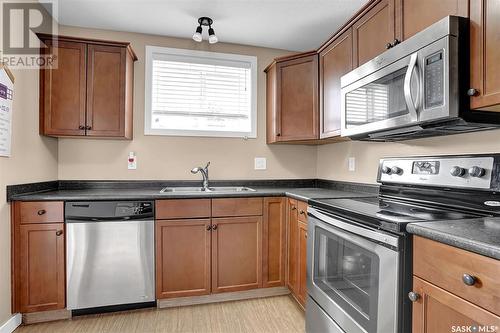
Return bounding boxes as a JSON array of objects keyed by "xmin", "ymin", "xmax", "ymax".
[{"xmin": 148, "ymin": 49, "xmax": 255, "ymax": 137}]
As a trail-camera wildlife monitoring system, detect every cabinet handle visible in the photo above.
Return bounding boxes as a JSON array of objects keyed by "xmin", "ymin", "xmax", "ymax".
[
  {"xmin": 37, "ymin": 209, "xmax": 46, "ymax": 216},
  {"xmin": 386, "ymin": 42, "xmax": 393, "ymax": 49},
  {"xmin": 56, "ymin": 230, "xmax": 63, "ymax": 236},
  {"xmin": 462, "ymin": 274, "xmax": 477, "ymax": 286},
  {"xmin": 78, "ymin": 125, "xmax": 85, "ymax": 130},
  {"xmin": 467, "ymin": 88, "xmax": 479, "ymax": 97},
  {"xmin": 276, "ymin": 133, "xmax": 281, "ymax": 137},
  {"xmin": 408, "ymin": 291, "xmax": 420, "ymax": 302},
  {"xmin": 392, "ymin": 39, "xmax": 401, "ymax": 47},
  {"xmin": 86, "ymin": 125, "xmax": 92, "ymax": 130},
  {"xmin": 206, "ymin": 225, "xmax": 212, "ymax": 231},
  {"xmin": 299, "ymin": 210, "xmax": 305, "ymax": 215},
  {"xmin": 212, "ymin": 224, "xmax": 218, "ymax": 231},
  {"xmin": 291, "ymin": 206, "xmax": 297, "ymax": 211}
]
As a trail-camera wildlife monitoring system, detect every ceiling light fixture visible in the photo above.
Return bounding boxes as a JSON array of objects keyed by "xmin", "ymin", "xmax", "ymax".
[{"xmin": 192, "ymin": 17, "xmax": 218, "ymax": 44}]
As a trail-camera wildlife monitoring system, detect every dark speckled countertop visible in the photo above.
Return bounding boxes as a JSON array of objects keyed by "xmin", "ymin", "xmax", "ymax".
[
  {"xmin": 407, "ymin": 218, "xmax": 500, "ymax": 260},
  {"xmin": 8, "ymin": 186, "xmax": 375, "ymax": 202}
]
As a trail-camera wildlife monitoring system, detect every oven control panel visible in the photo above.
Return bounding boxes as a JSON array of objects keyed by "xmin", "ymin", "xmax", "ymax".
[{"xmin": 379, "ymin": 156, "xmax": 494, "ymax": 189}]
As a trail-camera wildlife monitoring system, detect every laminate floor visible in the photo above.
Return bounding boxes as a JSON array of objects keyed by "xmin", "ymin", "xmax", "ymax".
[{"xmin": 15, "ymin": 296, "xmax": 305, "ymax": 333}]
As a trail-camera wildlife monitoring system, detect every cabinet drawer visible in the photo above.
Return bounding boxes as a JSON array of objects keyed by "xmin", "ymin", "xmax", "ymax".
[
  {"xmin": 414, "ymin": 236, "xmax": 500, "ymax": 315},
  {"xmin": 17, "ymin": 202, "xmax": 64, "ymax": 224},
  {"xmin": 212, "ymin": 198, "xmax": 263, "ymax": 217},
  {"xmin": 297, "ymin": 201, "xmax": 308, "ymax": 223},
  {"xmin": 156, "ymin": 199, "xmax": 211, "ymax": 219}
]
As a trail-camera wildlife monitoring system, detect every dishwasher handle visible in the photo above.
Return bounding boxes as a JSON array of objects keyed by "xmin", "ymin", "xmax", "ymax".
[{"xmin": 65, "ymin": 214, "xmax": 154, "ymax": 223}]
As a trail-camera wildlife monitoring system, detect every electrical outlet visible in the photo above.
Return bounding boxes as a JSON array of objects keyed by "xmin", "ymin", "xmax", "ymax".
[
  {"xmin": 348, "ymin": 157, "xmax": 356, "ymax": 172},
  {"xmin": 128, "ymin": 152, "xmax": 137, "ymax": 170},
  {"xmin": 254, "ymin": 157, "xmax": 267, "ymax": 170}
]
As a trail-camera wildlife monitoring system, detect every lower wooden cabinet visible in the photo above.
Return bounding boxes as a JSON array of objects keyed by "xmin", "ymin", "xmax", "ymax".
[
  {"xmin": 287, "ymin": 198, "xmax": 308, "ymax": 307},
  {"xmin": 212, "ymin": 217, "xmax": 262, "ymax": 293},
  {"xmin": 155, "ymin": 219, "xmax": 211, "ymax": 298},
  {"xmin": 411, "ymin": 236, "xmax": 500, "ymax": 331},
  {"xmin": 412, "ymin": 277, "xmax": 500, "ymax": 332},
  {"xmin": 262, "ymin": 197, "xmax": 286, "ymax": 288},
  {"xmin": 286, "ymin": 199, "xmax": 299, "ymax": 294},
  {"xmin": 297, "ymin": 221, "xmax": 308, "ymax": 306},
  {"xmin": 12, "ymin": 201, "xmax": 66, "ymax": 313}
]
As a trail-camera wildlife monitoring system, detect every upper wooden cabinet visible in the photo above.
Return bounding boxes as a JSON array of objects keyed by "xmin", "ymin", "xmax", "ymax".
[
  {"xmin": 319, "ymin": 29, "xmax": 353, "ymax": 139},
  {"xmin": 400, "ymin": 0, "xmax": 469, "ymax": 40},
  {"xmin": 38, "ymin": 34, "xmax": 137, "ymax": 139},
  {"xmin": 352, "ymin": 0, "xmax": 397, "ymax": 67},
  {"xmin": 470, "ymin": 0, "xmax": 500, "ymax": 111},
  {"xmin": 265, "ymin": 52, "xmax": 319, "ymax": 143}
]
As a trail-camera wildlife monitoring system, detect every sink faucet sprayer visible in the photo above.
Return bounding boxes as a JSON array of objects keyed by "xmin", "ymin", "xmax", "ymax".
[{"xmin": 191, "ymin": 162, "xmax": 210, "ymax": 191}]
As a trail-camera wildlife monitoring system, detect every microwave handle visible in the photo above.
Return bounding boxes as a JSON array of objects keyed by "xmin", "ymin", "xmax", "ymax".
[{"xmin": 404, "ymin": 53, "xmax": 419, "ymax": 121}]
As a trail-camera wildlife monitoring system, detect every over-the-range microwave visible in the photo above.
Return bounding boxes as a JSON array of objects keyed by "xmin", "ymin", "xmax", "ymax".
[{"xmin": 340, "ymin": 16, "xmax": 500, "ymax": 141}]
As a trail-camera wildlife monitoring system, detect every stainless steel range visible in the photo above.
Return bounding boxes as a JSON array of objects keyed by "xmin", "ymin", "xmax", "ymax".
[{"xmin": 306, "ymin": 155, "xmax": 500, "ymax": 333}]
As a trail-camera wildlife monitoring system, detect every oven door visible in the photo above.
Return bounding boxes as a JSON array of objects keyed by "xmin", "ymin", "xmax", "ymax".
[{"xmin": 307, "ymin": 208, "xmax": 401, "ymax": 333}]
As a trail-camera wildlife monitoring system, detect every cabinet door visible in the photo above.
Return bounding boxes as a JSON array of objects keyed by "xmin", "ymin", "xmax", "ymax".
[
  {"xmin": 412, "ymin": 277, "xmax": 500, "ymax": 333},
  {"xmin": 276, "ymin": 55, "xmax": 319, "ymax": 141},
  {"xmin": 155, "ymin": 219, "xmax": 211, "ymax": 298},
  {"xmin": 262, "ymin": 197, "xmax": 286, "ymax": 288},
  {"xmin": 297, "ymin": 221, "xmax": 308, "ymax": 307},
  {"xmin": 286, "ymin": 198, "xmax": 299, "ymax": 294},
  {"xmin": 86, "ymin": 44, "xmax": 128, "ymax": 137},
  {"xmin": 470, "ymin": 0, "xmax": 500, "ymax": 111},
  {"xmin": 319, "ymin": 29, "xmax": 353, "ymax": 139},
  {"xmin": 212, "ymin": 216, "xmax": 262, "ymax": 293},
  {"xmin": 401, "ymin": 0, "xmax": 468, "ymax": 40},
  {"xmin": 40, "ymin": 40, "xmax": 86, "ymax": 136},
  {"xmin": 353, "ymin": 0, "xmax": 396, "ymax": 67},
  {"xmin": 19, "ymin": 223, "xmax": 65, "ymax": 313}
]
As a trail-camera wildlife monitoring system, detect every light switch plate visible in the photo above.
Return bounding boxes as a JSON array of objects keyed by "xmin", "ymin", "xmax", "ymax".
[
  {"xmin": 128, "ymin": 152, "xmax": 137, "ymax": 170},
  {"xmin": 254, "ymin": 157, "xmax": 267, "ymax": 170},
  {"xmin": 348, "ymin": 157, "xmax": 356, "ymax": 172}
]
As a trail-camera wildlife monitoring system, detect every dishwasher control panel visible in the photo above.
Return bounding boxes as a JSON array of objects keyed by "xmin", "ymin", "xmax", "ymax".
[{"xmin": 65, "ymin": 201, "xmax": 154, "ymax": 221}]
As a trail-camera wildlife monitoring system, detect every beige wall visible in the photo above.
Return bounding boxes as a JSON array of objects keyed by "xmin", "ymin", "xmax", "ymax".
[
  {"xmin": 0, "ymin": 67, "xmax": 58, "ymax": 324},
  {"xmin": 57, "ymin": 25, "xmax": 318, "ymax": 180},
  {"xmin": 317, "ymin": 129, "xmax": 500, "ymax": 184}
]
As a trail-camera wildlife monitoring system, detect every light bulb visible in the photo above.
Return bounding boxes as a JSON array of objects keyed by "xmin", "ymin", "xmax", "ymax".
[
  {"xmin": 208, "ymin": 27, "xmax": 218, "ymax": 44},
  {"xmin": 192, "ymin": 26, "xmax": 203, "ymax": 42}
]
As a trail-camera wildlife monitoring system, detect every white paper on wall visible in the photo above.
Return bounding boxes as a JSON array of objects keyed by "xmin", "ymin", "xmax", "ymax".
[{"xmin": 0, "ymin": 68, "xmax": 14, "ymax": 157}]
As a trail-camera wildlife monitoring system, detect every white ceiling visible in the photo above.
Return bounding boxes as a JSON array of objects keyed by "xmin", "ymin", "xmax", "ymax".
[{"xmin": 48, "ymin": 0, "xmax": 368, "ymax": 51}]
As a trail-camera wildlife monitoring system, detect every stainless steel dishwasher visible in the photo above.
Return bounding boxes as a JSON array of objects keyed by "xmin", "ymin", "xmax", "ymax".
[{"xmin": 66, "ymin": 201, "xmax": 155, "ymax": 311}]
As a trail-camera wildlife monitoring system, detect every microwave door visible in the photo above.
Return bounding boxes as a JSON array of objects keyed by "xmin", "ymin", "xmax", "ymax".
[{"xmin": 341, "ymin": 54, "xmax": 420, "ymax": 138}]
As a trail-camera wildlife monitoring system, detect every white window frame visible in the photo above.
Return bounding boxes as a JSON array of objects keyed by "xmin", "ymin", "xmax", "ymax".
[{"xmin": 144, "ymin": 45, "xmax": 258, "ymax": 138}]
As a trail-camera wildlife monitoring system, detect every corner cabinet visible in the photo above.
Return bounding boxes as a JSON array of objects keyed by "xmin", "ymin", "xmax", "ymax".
[
  {"xmin": 319, "ymin": 29, "xmax": 353, "ymax": 140},
  {"xmin": 38, "ymin": 34, "xmax": 137, "ymax": 139},
  {"xmin": 11, "ymin": 202, "xmax": 66, "ymax": 313},
  {"xmin": 265, "ymin": 52, "xmax": 319, "ymax": 143}
]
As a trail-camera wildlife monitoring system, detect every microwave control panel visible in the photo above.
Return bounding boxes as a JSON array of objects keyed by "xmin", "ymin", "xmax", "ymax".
[{"xmin": 424, "ymin": 51, "xmax": 444, "ymax": 109}]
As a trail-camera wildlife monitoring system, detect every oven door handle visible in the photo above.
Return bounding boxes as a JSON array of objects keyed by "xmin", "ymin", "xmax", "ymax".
[
  {"xmin": 404, "ymin": 53, "xmax": 419, "ymax": 122},
  {"xmin": 308, "ymin": 207, "xmax": 400, "ymax": 248}
]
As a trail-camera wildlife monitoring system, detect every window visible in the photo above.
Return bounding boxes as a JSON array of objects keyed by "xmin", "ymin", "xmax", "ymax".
[{"xmin": 145, "ymin": 46, "xmax": 257, "ymax": 138}]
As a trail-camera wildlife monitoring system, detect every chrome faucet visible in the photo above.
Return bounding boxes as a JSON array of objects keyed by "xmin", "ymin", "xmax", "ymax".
[{"xmin": 191, "ymin": 162, "xmax": 211, "ymax": 191}]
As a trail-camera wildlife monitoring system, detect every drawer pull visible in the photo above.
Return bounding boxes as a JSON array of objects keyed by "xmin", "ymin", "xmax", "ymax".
[
  {"xmin": 212, "ymin": 224, "xmax": 218, "ymax": 231},
  {"xmin": 291, "ymin": 206, "xmax": 297, "ymax": 211},
  {"xmin": 206, "ymin": 225, "xmax": 212, "ymax": 231},
  {"xmin": 462, "ymin": 274, "xmax": 477, "ymax": 286},
  {"xmin": 299, "ymin": 210, "xmax": 305, "ymax": 215},
  {"xmin": 37, "ymin": 209, "xmax": 46, "ymax": 216},
  {"xmin": 56, "ymin": 230, "xmax": 63, "ymax": 236},
  {"xmin": 408, "ymin": 291, "xmax": 420, "ymax": 302}
]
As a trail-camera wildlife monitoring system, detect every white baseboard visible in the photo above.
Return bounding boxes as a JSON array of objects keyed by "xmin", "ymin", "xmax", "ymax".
[{"xmin": 0, "ymin": 314, "xmax": 22, "ymax": 333}]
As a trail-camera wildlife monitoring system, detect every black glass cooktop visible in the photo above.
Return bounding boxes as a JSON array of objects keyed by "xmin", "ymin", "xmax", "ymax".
[{"xmin": 310, "ymin": 196, "xmax": 485, "ymax": 233}]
